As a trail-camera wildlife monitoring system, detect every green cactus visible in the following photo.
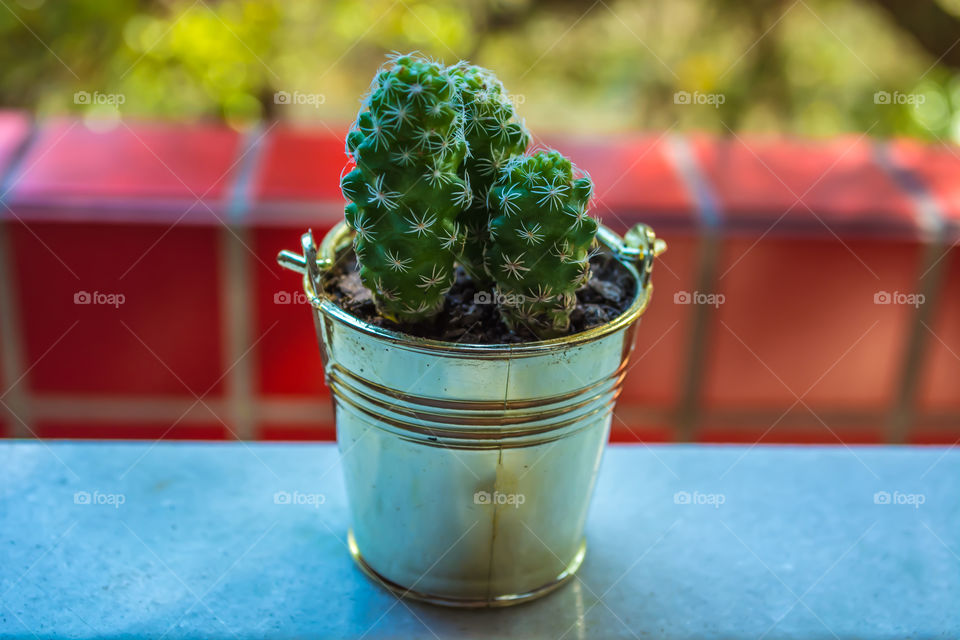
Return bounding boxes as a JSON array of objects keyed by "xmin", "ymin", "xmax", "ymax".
[
  {"xmin": 449, "ymin": 63, "xmax": 530, "ymax": 284},
  {"xmin": 485, "ymin": 150, "xmax": 598, "ymax": 338},
  {"xmin": 340, "ymin": 54, "xmax": 470, "ymax": 323}
]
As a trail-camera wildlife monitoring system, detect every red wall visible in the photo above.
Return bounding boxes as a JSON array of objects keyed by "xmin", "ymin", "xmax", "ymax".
[{"xmin": 0, "ymin": 114, "xmax": 957, "ymax": 444}]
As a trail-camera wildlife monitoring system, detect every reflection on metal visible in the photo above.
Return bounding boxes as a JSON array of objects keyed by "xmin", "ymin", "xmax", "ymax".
[{"xmin": 278, "ymin": 221, "xmax": 664, "ymax": 607}]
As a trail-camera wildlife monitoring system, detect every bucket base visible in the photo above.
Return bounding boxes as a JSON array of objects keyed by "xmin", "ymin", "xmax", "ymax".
[{"xmin": 347, "ymin": 529, "xmax": 586, "ymax": 608}]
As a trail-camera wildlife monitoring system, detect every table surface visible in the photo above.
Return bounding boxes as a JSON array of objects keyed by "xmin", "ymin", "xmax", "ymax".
[{"xmin": 0, "ymin": 442, "xmax": 957, "ymax": 640}]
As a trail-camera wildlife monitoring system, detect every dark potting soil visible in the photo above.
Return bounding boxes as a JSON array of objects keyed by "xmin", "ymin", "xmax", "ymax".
[{"xmin": 324, "ymin": 249, "xmax": 636, "ymax": 344}]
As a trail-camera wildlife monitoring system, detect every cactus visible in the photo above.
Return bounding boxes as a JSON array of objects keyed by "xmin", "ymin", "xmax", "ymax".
[
  {"xmin": 449, "ymin": 63, "xmax": 530, "ymax": 284},
  {"xmin": 340, "ymin": 54, "xmax": 469, "ymax": 323},
  {"xmin": 485, "ymin": 150, "xmax": 598, "ymax": 338}
]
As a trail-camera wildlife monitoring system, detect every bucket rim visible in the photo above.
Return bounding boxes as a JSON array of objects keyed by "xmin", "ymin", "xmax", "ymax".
[{"xmin": 300, "ymin": 221, "xmax": 655, "ymax": 356}]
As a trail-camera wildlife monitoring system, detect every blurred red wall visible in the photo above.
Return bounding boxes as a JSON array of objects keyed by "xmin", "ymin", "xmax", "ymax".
[{"xmin": 0, "ymin": 113, "xmax": 957, "ymax": 444}]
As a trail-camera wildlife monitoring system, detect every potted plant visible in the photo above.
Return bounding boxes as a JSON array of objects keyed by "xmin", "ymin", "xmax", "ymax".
[{"xmin": 278, "ymin": 53, "xmax": 666, "ymax": 607}]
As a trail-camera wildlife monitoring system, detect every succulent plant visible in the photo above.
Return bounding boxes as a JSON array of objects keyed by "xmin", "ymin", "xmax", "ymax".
[
  {"xmin": 485, "ymin": 150, "xmax": 598, "ymax": 338},
  {"xmin": 339, "ymin": 54, "xmax": 470, "ymax": 323},
  {"xmin": 338, "ymin": 55, "xmax": 601, "ymax": 338},
  {"xmin": 448, "ymin": 63, "xmax": 530, "ymax": 283}
]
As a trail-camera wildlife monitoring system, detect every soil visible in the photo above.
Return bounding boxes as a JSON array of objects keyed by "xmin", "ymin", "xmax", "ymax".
[{"xmin": 323, "ymin": 249, "xmax": 636, "ymax": 344}]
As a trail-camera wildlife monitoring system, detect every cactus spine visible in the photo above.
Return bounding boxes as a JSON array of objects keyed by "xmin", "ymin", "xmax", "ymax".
[
  {"xmin": 340, "ymin": 54, "xmax": 469, "ymax": 323},
  {"xmin": 449, "ymin": 63, "xmax": 530, "ymax": 284},
  {"xmin": 485, "ymin": 150, "xmax": 598, "ymax": 338}
]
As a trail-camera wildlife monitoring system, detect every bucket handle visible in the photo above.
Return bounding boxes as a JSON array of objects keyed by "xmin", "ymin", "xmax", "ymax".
[
  {"xmin": 277, "ymin": 230, "xmax": 333, "ymax": 297},
  {"xmin": 597, "ymin": 223, "xmax": 667, "ymax": 290}
]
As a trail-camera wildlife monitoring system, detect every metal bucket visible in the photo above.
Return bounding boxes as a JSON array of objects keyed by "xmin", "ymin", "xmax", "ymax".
[{"xmin": 278, "ymin": 221, "xmax": 665, "ymax": 607}]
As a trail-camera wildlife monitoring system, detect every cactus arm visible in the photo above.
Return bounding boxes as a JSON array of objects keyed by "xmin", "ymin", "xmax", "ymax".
[
  {"xmin": 485, "ymin": 150, "xmax": 599, "ymax": 338},
  {"xmin": 341, "ymin": 54, "xmax": 467, "ymax": 323},
  {"xmin": 448, "ymin": 63, "xmax": 530, "ymax": 285}
]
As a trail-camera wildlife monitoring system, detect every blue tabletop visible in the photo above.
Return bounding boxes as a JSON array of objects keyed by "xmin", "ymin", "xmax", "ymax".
[{"xmin": 0, "ymin": 442, "xmax": 957, "ymax": 639}]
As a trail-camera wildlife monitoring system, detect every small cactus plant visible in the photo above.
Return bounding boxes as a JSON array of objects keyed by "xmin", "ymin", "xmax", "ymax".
[
  {"xmin": 340, "ymin": 54, "xmax": 470, "ymax": 323},
  {"xmin": 449, "ymin": 63, "xmax": 530, "ymax": 283},
  {"xmin": 337, "ymin": 54, "xmax": 603, "ymax": 340},
  {"xmin": 485, "ymin": 150, "xmax": 598, "ymax": 338}
]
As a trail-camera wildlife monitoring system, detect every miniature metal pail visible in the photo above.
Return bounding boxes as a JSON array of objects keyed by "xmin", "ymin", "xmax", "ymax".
[{"xmin": 278, "ymin": 221, "xmax": 665, "ymax": 607}]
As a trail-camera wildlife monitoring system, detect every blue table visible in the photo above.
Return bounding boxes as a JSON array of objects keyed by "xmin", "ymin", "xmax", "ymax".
[{"xmin": 1, "ymin": 442, "xmax": 957, "ymax": 639}]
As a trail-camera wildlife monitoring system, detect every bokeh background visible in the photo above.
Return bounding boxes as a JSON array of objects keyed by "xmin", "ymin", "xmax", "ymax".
[
  {"xmin": 1, "ymin": 0, "xmax": 958, "ymax": 445},
  {"xmin": 5, "ymin": 0, "xmax": 960, "ymax": 139}
]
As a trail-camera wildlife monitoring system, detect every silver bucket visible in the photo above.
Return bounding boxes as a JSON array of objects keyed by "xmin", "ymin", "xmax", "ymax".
[{"xmin": 278, "ymin": 221, "xmax": 665, "ymax": 607}]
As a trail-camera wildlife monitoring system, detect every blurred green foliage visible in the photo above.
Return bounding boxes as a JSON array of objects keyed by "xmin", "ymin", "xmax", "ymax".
[{"xmin": 2, "ymin": 0, "xmax": 959, "ymax": 141}]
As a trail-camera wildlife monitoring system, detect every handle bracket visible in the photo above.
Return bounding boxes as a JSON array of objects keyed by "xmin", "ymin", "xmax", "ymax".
[
  {"xmin": 597, "ymin": 223, "xmax": 666, "ymax": 289},
  {"xmin": 276, "ymin": 230, "xmax": 333, "ymax": 298}
]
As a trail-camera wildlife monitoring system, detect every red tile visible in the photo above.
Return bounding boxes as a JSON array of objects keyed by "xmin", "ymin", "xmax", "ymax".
[
  {"xmin": 907, "ymin": 421, "xmax": 960, "ymax": 445},
  {"xmin": 9, "ymin": 120, "xmax": 240, "ymax": 206},
  {"xmin": 34, "ymin": 421, "xmax": 227, "ymax": 440},
  {"xmin": 0, "ymin": 326, "xmax": 7, "ymax": 437},
  {"xmin": 693, "ymin": 136, "xmax": 917, "ymax": 235},
  {"xmin": 917, "ymin": 247, "xmax": 960, "ymax": 411},
  {"xmin": 251, "ymin": 126, "xmax": 348, "ymax": 203},
  {"xmin": 253, "ymin": 226, "xmax": 332, "ymax": 396},
  {"xmin": 699, "ymin": 416, "xmax": 884, "ymax": 444},
  {"xmin": 547, "ymin": 134, "xmax": 696, "ymax": 228},
  {"xmin": 703, "ymin": 235, "xmax": 923, "ymax": 411},
  {"xmin": 0, "ymin": 111, "xmax": 30, "ymax": 178},
  {"xmin": 887, "ymin": 139, "xmax": 960, "ymax": 226},
  {"xmin": 618, "ymin": 233, "xmax": 698, "ymax": 408},
  {"xmin": 9, "ymin": 221, "xmax": 225, "ymax": 396},
  {"xmin": 609, "ymin": 407, "xmax": 674, "ymax": 442},
  {"xmin": 260, "ymin": 422, "xmax": 336, "ymax": 441}
]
